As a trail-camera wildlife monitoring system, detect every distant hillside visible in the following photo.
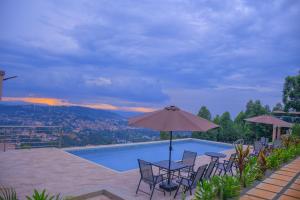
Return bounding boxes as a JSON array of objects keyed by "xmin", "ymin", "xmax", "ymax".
[
  {"xmin": 0, "ymin": 104, "xmax": 124, "ymax": 126},
  {"xmin": 0, "ymin": 104, "xmax": 159, "ymax": 146}
]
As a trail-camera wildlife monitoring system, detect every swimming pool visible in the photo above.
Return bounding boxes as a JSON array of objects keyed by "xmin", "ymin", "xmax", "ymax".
[{"xmin": 66, "ymin": 139, "xmax": 233, "ymax": 172}]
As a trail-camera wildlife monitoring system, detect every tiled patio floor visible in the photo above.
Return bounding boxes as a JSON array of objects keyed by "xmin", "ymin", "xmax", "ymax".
[
  {"xmin": 240, "ymin": 157, "xmax": 300, "ymax": 200},
  {"xmin": 0, "ymin": 146, "xmax": 235, "ymax": 200}
]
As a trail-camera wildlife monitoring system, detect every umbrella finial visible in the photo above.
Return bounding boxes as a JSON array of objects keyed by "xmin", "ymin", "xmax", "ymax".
[{"xmin": 165, "ymin": 105, "xmax": 180, "ymax": 111}]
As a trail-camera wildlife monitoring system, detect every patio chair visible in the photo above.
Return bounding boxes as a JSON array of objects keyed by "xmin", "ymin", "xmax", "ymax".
[
  {"xmin": 203, "ymin": 160, "xmax": 217, "ymax": 180},
  {"xmin": 250, "ymin": 141, "xmax": 263, "ymax": 156},
  {"xmin": 136, "ymin": 159, "xmax": 165, "ymax": 200},
  {"xmin": 177, "ymin": 150, "xmax": 197, "ymax": 177},
  {"xmin": 260, "ymin": 137, "xmax": 269, "ymax": 147},
  {"xmin": 173, "ymin": 164, "xmax": 208, "ymax": 198},
  {"xmin": 273, "ymin": 139, "xmax": 282, "ymax": 149},
  {"xmin": 233, "ymin": 139, "xmax": 244, "ymax": 149},
  {"xmin": 214, "ymin": 153, "xmax": 236, "ymax": 176}
]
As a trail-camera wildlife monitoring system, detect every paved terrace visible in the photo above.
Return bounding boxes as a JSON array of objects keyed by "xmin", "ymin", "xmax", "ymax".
[
  {"xmin": 0, "ymin": 145, "xmax": 235, "ymax": 200},
  {"xmin": 240, "ymin": 157, "xmax": 300, "ymax": 200}
]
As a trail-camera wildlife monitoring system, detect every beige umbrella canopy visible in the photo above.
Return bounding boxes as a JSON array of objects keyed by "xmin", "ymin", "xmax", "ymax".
[
  {"xmin": 129, "ymin": 105, "xmax": 218, "ymax": 191},
  {"xmin": 129, "ymin": 105, "xmax": 218, "ymax": 131},
  {"xmin": 244, "ymin": 115, "xmax": 292, "ymax": 141}
]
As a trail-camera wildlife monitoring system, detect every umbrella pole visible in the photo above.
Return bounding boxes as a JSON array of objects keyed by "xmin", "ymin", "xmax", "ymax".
[{"xmin": 168, "ymin": 131, "xmax": 173, "ymax": 185}]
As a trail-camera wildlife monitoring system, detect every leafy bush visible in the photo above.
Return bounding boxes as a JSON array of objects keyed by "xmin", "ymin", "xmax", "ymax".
[
  {"xmin": 193, "ymin": 175, "xmax": 240, "ymax": 200},
  {"xmin": 222, "ymin": 176, "xmax": 241, "ymax": 199},
  {"xmin": 193, "ymin": 180, "xmax": 216, "ymax": 200},
  {"xmin": 26, "ymin": 190, "xmax": 62, "ymax": 200},
  {"xmin": 266, "ymin": 149, "xmax": 281, "ymax": 169},
  {"xmin": 240, "ymin": 157, "xmax": 260, "ymax": 187},
  {"xmin": 292, "ymin": 123, "xmax": 300, "ymax": 137},
  {"xmin": 0, "ymin": 186, "xmax": 17, "ymax": 200}
]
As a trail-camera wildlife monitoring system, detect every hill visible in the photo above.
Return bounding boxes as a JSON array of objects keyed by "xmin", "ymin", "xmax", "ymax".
[{"xmin": 0, "ymin": 104, "xmax": 159, "ymax": 146}]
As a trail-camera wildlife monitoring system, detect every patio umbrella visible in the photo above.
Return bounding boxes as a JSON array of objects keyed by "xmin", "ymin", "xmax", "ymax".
[
  {"xmin": 129, "ymin": 105, "xmax": 218, "ymax": 190},
  {"xmin": 244, "ymin": 115, "xmax": 292, "ymax": 141}
]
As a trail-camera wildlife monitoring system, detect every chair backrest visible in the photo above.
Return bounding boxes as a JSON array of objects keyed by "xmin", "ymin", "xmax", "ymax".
[
  {"xmin": 138, "ymin": 159, "xmax": 154, "ymax": 183},
  {"xmin": 182, "ymin": 150, "xmax": 197, "ymax": 166},
  {"xmin": 203, "ymin": 160, "xmax": 217, "ymax": 179},
  {"xmin": 254, "ymin": 141, "xmax": 263, "ymax": 153},
  {"xmin": 233, "ymin": 139, "xmax": 244, "ymax": 149},
  {"xmin": 273, "ymin": 139, "xmax": 282, "ymax": 148},
  {"xmin": 265, "ymin": 138, "xmax": 269, "ymax": 146},
  {"xmin": 191, "ymin": 164, "xmax": 207, "ymax": 188},
  {"xmin": 225, "ymin": 153, "xmax": 236, "ymax": 171}
]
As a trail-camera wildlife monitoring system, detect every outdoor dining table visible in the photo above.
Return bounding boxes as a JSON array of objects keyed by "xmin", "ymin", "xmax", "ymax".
[
  {"xmin": 205, "ymin": 152, "xmax": 226, "ymax": 161},
  {"xmin": 152, "ymin": 160, "xmax": 189, "ymax": 191}
]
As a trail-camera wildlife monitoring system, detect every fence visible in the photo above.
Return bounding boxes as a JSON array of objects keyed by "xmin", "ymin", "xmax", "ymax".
[{"xmin": 0, "ymin": 126, "xmax": 63, "ymax": 152}]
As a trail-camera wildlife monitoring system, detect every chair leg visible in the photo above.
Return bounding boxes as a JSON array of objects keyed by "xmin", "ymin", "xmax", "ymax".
[
  {"xmin": 218, "ymin": 169, "xmax": 222, "ymax": 175},
  {"xmin": 174, "ymin": 180, "xmax": 182, "ymax": 199},
  {"xmin": 213, "ymin": 168, "xmax": 217, "ymax": 176},
  {"xmin": 136, "ymin": 178, "xmax": 142, "ymax": 194},
  {"xmin": 150, "ymin": 184, "xmax": 155, "ymax": 200}
]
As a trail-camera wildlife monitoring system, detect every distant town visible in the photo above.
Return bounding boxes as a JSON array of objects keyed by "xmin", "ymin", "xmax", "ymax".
[{"xmin": 0, "ymin": 104, "xmax": 161, "ymax": 148}]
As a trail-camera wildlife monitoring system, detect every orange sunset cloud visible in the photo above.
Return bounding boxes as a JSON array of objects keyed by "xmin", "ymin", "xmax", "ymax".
[{"xmin": 2, "ymin": 97, "xmax": 156, "ymax": 113}]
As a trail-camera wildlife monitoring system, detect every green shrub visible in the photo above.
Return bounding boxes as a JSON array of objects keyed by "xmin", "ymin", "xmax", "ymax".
[
  {"xmin": 194, "ymin": 176, "xmax": 240, "ymax": 200},
  {"xmin": 292, "ymin": 123, "xmax": 300, "ymax": 137},
  {"xmin": 193, "ymin": 180, "xmax": 216, "ymax": 200},
  {"xmin": 0, "ymin": 186, "xmax": 17, "ymax": 200},
  {"xmin": 26, "ymin": 189, "xmax": 62, "ymax": 200},
  {"xmin": 240, "ymin": 157, "xmax": 259, "ymax": 187},
  {"xmin": 220, "ymin": 176, "xmax": 240, "ymax": 199},
  {"xmin": 267, "ymin": 151, "xmax": 281, "ymax": 169}
]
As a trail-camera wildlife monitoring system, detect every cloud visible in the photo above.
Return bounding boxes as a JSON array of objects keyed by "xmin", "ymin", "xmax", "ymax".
[
  {"xmin": 215, "ymin": 85, "xmax": 276, "ymax": 93},
  {"xmin": 2, "ymin": 96, "xmax": 157, "ymax": 113},
  {"xmin": 85, "ymin": 76, "xmax": 112, "ymax": 86},
  {"xmin": 0, "ymin": 0, "xmax": 299, "ymax": 115}
]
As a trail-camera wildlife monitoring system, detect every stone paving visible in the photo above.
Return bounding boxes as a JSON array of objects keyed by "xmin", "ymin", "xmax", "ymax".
[
  {"xmin": 0, "ymin": 146, "xmax": 235, "ymax": 200},
  {"xmin": 240, "ymin": 157, "xmax": 300, "ymax": 200}
]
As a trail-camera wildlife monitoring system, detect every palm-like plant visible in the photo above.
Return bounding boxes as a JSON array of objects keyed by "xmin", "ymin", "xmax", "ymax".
[
  {"xmin": 235, "ymin": 144, "xmax": 250, "ymax": 184},
  {"xmin": 0, "ymin": 186, "xmax": 17, "ymax": 200},
  {"xmin": 26, "ymin": 189, "xmax": 61, "ymax": 200},
  {"xmin": 257, "ymin": 149, "xmax": 267, "ymax": 174}
]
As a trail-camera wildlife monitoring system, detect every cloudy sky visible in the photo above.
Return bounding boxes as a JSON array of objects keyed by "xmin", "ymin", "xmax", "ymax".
[{"xmin": 0, "ymin": 0, "xmax": 299, "ymax": 116}]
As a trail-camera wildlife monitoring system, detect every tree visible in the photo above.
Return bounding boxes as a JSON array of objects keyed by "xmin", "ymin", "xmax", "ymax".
[
  {"xmin": 283, "ymin": 72, "xmax": 300, "ymax": 111},
  {"xmin": 234, "ymin": 111, "xmax": 246, "ymax": 124},
  {"xmin": 245, "ymin": 100, "xmax": 270, "ymax": 117},
  {"xmin": 192, "ymin": 106, "xmax": 216, "ymax": 140},
  {"xmin": 272, "ymin": 103, "xmax": 283, "ymax": 112},
  {"xmin": 160, "ymin": 131, "xmax": 169, "ymax": 140},
  {"xmin": 197, "ymin": 106, "xmax": 211, "ymax": 120}
]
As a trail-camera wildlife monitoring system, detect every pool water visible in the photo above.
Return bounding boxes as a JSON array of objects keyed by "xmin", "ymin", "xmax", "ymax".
[{"xmin": 67, "ymin": 139, "xmax": 232, "ymax": 172}]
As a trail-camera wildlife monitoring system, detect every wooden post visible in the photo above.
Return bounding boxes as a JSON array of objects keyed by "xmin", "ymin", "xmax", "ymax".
[
  {"xmin": 277, "ymin": 127, "xmax": 281, "ymax": 140},
  {"xmin": 272, "ymin": 125, "xmax": 277, "ymax": 142},
  {"xmin": 0, "ymin": 70, "xmax": 5, "ymax": 101}
]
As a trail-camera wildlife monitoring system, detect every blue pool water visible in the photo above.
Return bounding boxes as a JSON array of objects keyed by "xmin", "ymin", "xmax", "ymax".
[{"xmin": 67, "ymin": 139, "xmax": 232, "ymax": 172}]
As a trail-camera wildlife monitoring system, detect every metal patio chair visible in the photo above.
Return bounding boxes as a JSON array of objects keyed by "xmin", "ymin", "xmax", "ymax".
[
  {"xmin": 177, "ymin": 150, "xmax": 197, "ymax": 177},
  {"xmin": 174, "ymin": 164, "xmax": 208, "ymax": 198},
  {"xmin": 214, "ymin": 153, "xmax": 236, "ymax": 176},
  {"xmin": 250, "ymin": 141, "xmax": 263, "ymax": 156},
  {"xmin": 273, "ymin": 139, "xmax": 282, "ymax": 149},
  {"xmin": 136, "ymin": 159, "xmax": 165, "ymax": 200},
  {"xmin": 203, "ymin": 159, "xmax": 217, "ymax": 180}
]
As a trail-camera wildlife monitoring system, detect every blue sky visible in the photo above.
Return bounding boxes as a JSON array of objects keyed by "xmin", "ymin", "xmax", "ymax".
[{"xmin": 0, "ymin": 0, "xmax": 299, "ymax": 116}]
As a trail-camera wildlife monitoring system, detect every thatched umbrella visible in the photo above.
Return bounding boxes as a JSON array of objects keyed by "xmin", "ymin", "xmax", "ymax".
[{"xmin": 129, "ymin": 105, "xmax": 218, "ymax": 190}]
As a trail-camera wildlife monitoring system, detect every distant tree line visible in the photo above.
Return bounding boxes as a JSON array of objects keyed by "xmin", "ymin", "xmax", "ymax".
[{"xmin": 160, "ymin": 72, "xmax": 300, "ymax": 143}]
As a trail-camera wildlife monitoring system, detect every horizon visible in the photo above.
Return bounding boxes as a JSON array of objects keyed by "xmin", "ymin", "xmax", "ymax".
[{"xmin": 1, "ymin": 0, "xmax": 300, "ymax": 117}]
